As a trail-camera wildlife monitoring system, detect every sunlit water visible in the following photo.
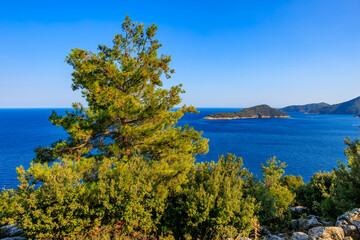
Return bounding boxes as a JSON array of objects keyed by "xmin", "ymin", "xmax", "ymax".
[{"xmin": 0, "ymin": 108, "xmax": 359, "ymax": 188}]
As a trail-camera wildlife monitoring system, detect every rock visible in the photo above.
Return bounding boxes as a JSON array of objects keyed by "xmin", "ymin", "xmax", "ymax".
[
  {"xmin": 344, "ymin": 237, "xmax": 354, "ymax": 240},
  {"xmin": 337, "ymin": 208, "xmax": 360, "ymax": 224},
  {"xmin": 238, "ymin": 238, "xmax": 251, "ymax": 240},
  {"xmin": 308, "ymin": 226, "xmax": 344, "ymax": 240},
  {"xmin": 352, "ymin": 220, "xmax": 360, "ymax": 228},
  {"xmin": 0, "ymin": 225, "xmax": 23, "ymax": 237},
  {"xmin": 258, "ymin": 226, "xmax": 271, "ymax": 237},
  {"xmin": 265, "ymin": 234, "xmax": 286, "ymax": 240},
  {"xmin": 337, "ymin": 219, "xmax": 349, "ymax": 227},
  {"xmin": 290, "ymin": 206, "xmax": 308, "ymax": 214},
  {"xmin": 292, "ymin": 232, "xmax": 310, "ymax": 240},
  {"xmin": 336, "ymin": 211, "xmax": 360, "ymax": 239},
  {"xmin": 298, "ymin": 215, "xmax": 324, "ymax": 231},
  {"xmin": 278, "ymin": 233, "xmax": 287, "ymax": 238},
  {"xmin": 321, "ymin": 220, "xmax": 333, "ymax": 226},
  {"xmin": 338, "ymin": 224, "xmax": 360, "ymax": 239}
]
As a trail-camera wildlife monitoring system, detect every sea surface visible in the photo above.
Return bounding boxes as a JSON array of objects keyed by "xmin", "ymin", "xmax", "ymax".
[{"xmin": 0, "ymin": 108, "xmax": 359, "ymax": 188}]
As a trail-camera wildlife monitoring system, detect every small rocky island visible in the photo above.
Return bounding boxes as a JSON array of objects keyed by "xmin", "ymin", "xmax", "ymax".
[{"xmin": 204, "ymin": 104, "xmax": 290, "ymax": 120}]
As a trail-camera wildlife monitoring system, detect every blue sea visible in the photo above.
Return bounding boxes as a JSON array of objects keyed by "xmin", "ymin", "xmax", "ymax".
[{"xmin": 0, "ymin": 108, "xmax": 359, "ymax": 188}]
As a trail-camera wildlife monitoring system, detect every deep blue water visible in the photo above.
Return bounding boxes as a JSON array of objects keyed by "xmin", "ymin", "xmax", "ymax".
[{"xmin": 0, "ymin": 108, "xmax": 359, "ymax": 188}]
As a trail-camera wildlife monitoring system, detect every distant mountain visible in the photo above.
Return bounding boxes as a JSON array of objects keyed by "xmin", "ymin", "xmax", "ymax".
[
  {"xmin": 280, "ymin": 102, "xmax": 330, "ymax": 113},
  {"xmin": 204, "ymin": 105, "xmax": 290, "ymax": 120},
  {"xmin": 309, "ymin": 96, "xmax": 360, "ymax": 115}
]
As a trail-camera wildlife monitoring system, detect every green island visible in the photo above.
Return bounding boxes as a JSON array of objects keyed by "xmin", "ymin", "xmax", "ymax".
[
  {"xmin": 309, "ymin": 96, "xmax": 360, "ymax": 115},
  {"xmin": 281, "ymin": 96, "xmax": 360, "ymax": 116},
  {"xmin": 204, "ymin": 104, "xmax": 290, "ymax": 119},
  {"xmin": 280, "ymin": 102, "xmax": 329, "ymax": 113},
  {"xmin": 1, "ymin": 17, "xmax": 360, "ymax": 240}
]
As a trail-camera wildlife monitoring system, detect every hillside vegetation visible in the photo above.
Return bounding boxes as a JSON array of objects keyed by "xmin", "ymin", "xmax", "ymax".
[
  {"xmin": 309, "ymin": 96, "xmax": 360, "ymax": 115},
  {"xmin": 280, "ymin": 102, "xmax": 329, "ymax": 113},
  {"xmin": 204, "ymin": 104, "xmax": 290, "ymax": 119}
]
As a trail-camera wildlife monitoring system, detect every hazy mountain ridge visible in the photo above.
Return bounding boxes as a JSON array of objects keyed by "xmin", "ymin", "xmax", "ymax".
[
  {"xmin": 280, "ymin": 102, "xmax": 330, "ymax": 113},
  {"xmin": 204, "ymin": 104, "xmax": 290, "ymax": 119},
  {"xmin": 309, "ymin": 96, "xmax": 360, "ymax": 115}
]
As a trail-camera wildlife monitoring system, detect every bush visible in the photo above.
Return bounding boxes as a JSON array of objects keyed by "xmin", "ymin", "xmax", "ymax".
[
  {"xmin": 295, "ymin": 170, "xmax": 337, "ymax": 219},
  {"xmin": 280, "ymin": 175, "xmax": 304, "ymax": 192},
  {"xmin": 253, "ymin": 157, "xmax": 295, "ymax": 230},
  {"xmin": 6, "ymin": 157, "xmax": 174, "ymax": 239},
  {"xmin": 162, "ymin": 154, "xmax": 257, "ymax": 239},
  {"xmin": 333, "ymin": 137, "xmax": 360, "ymax": 213}
]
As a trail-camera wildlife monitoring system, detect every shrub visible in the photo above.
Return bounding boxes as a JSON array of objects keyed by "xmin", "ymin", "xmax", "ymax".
[
  {"xmin": 280, "ymin": 175, "xmax": 304, "ymax": 192},
  {"xmin": 295, "ymin": 170, "xmax": 337, "ymax": 219},
  {"xmin": 162, "ymin": 154, "xmax": 257, "ymax": 239},
  {"xmin": 254, "ymin": 157, "xmax": 295, "ymax": 230},
  {"xmin": 333, "ymin": 137, "xmax": 360, "ymax": 213},
  {"xmin": 7, "ymin": 157, "xmax": 175, "ymax": 239}
]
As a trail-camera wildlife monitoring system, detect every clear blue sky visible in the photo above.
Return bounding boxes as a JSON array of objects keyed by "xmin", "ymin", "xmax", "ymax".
[{"xmin": 1, "ymin": 0, "xmax": 359, "ymax": 108}]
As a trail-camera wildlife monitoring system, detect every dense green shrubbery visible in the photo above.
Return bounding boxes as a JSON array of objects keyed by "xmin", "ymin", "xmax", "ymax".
[
  {"xmin": 295, "ymin": 170, "xmax": 337, "ymax": 219},
  {"xmin": 0, "ymin": 153, "xmax": 300, "ymax": 239},
  {"xmin": 249, "ymin": 157, "xmax": 297, "ymax": 231},
  {"xmin": 6, "ymin": 157, "xmax": 174, "ymax": 239},
  {"xmin": 333, "ymin": 137, "xmax": 360, "ymax": 213},
  {"xmin": 162, "ymin": 154, "xmax": 256, "ymax": 239}
]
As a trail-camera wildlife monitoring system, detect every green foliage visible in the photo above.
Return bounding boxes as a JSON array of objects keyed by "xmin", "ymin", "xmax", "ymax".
[
  {"xmin": 0, "ymin": 188, "xmax": 15, "ymax": 238},
  {"xmin": 333, "ymin": 137, "xmax": 360, "ymax": 213},
  {"xmin": 7, "ymin": 157, "xmax": 175, "ymax": 239},
  {"xmin": 295, "ymin": 170, "xmax": 337, "ymax": 219},
  {"xmin": 34, "ymin": 15, "xmax": 208, "ymax": 189},
  {"xmin": 261, "ymin": 157, "xmax": 287, "ymax": 187},
  {"xmin": 162, "ymin": 154, "xmax": 256, "ymax": 240},
  {"xmin": 280, "ymin": 175, "xmax": 304, "ymax": 192},
  {"xmin": 253, "ymin": 157, "xmax": 295, "ymax": 230},
  {"xmin": 0, "ymin": 188, "xmax": 13, "ymax": 224}
]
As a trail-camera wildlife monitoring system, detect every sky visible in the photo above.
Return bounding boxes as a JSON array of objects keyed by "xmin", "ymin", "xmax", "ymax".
[{"xmin": 0, "ymin": 0, "xmax": 359, "ymax": 108}]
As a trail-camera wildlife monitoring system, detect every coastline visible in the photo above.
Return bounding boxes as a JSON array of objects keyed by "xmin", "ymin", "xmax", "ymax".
[{"xmin": 203, "ymin": 115, "xmax": 290, "ymax": 120}]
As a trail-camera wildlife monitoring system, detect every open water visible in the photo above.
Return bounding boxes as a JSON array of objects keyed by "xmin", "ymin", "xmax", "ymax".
[{"xmin": 0, "ymin": 108, "xmax": 359, "ymax": 188}]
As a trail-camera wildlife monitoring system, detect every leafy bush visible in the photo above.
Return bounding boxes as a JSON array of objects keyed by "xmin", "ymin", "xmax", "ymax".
[
  {"xmin": 162, "ymin": 154, "xmax": 257, "ymax": 240},
  {"xmin": 333, "ymin": 137, "xmax": 360, "ymax": 213},
  {"xmin": 253, "ymin": 157, "xmax": 295, "ymax": 230},
  {"xmin": 280, "ymin": 175, "xmax": 304, "ymax": 192},
  {"xmin": 7, "ymin": 157, "xmax": 176, "ymax": 239},
  {"xmin": 295, "ymin": 170, "xmax": 337, "ymax": 219}
]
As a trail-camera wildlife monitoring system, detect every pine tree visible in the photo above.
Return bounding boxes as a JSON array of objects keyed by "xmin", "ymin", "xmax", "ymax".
[{"xmin": 34, "ymin": 15, "xmax": 208, "ymax": 187}]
